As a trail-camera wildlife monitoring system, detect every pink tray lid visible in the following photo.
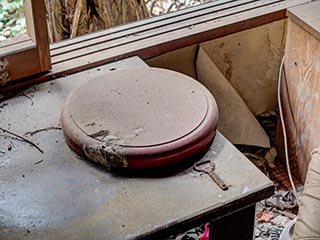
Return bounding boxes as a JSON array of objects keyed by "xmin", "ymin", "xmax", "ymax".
[{"xmin": 61, "ymin": 68, "xmax": 218, "ymax": 169}]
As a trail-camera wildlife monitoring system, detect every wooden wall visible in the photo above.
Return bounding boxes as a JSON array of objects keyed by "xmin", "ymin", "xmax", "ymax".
[{"xmin": 282, "ymin": 8, "xmax": 320, "ymax": 183}]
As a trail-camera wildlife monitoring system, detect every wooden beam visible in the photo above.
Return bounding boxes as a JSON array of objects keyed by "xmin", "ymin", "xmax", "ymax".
[
  {"xmin": 0, "ymin": 38, "xmax": 35, "ymax": 56},
  {"xmin": 30, "ymin": 0, "xmax": 51, "ymax": 71},
  {"xmin": 0, "ymin": 47, "xmax": 40, "ymax": 85}
]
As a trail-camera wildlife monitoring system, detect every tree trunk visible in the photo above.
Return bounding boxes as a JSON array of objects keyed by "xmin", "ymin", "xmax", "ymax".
[{"xmin": 46, "ymin": 0, "xmax": 150, "ymax": 42}]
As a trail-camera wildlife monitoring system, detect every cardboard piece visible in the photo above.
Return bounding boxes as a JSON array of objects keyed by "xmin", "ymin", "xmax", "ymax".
[
  {"xmin": 196, "ymin": 47, "xmax": 270, "ymax": 148},
  {"xmin": 146, "ymin": 45, "xmax": 198, "ymax": 79},
  {"xmin": 200, "ymin": 20, "xmax": 286, "ymax": 115}
]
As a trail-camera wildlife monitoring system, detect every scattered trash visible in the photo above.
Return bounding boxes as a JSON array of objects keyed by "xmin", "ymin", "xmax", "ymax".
[
  {"xmin": 0, "ymin": 127, "xmax": 44, "ymax": 154},
  {"xmin": 264, "ymin": 147, "xmax": 278, "ymax": 165},
  {"xmin": 265, "ymin": 190, "xmax": 299, "ymax": 211},
  {"xmin": 257, "ymin": 211, "xmax": 274, "ymax": 223},
  {"xmin": 34, "ymin": 159, "xmax": 44, "ymax": 165},
  {"xmin": 168, "ymin": 226, "xmax": 204, "ymax": 240},
  {"xmin": 255, "ymin": 187, "xmax": 303, "ymax": 240},
  {"xmin": 275, "ymin": 209, "xmax": 297, "ymax": 220},
  {"xmin": 198, "ymin": 224, "xmax": 209, "ymax": 240},
  {"xmin": 271, "ymin": 215, "xmax": 292, "ymax": 227},
  {"xmin": 24, "ymin": 127, "xmax": 62, "ymax": 136}
]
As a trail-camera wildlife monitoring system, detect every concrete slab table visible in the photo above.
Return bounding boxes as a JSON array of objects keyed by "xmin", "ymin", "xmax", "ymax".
[{"xmin": 0, "ymin": 57, "xmax": 274, "ymax": 240}]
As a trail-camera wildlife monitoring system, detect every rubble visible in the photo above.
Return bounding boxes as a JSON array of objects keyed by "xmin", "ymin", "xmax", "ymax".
[{"xmin": 255, "ymin": 187, "xmax": 303, "ymax": 240}]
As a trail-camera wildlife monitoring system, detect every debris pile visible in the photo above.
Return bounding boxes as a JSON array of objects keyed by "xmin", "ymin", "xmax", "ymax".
[
  {"xmin": 240, "ymin": 110, "xmax": 303, "ymax": 239},
  {"xmin": 255, "ymin": 188, "xmax": 303, "ymax": 240}
]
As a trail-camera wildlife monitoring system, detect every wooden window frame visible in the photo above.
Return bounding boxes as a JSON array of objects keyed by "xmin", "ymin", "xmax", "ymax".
[
  {"xmin": 0, "ymin": 0, "xmax": 311, "ymax": 92},
  {"xmin": 0, "ymin": 0, "xmax": 51, "ymax": 85}
]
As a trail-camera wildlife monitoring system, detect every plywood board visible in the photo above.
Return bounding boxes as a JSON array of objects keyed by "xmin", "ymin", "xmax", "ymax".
[
  {"xmin": 200, "ymin": 20, "xmax": 286, "ymax": 115},
  {"xmin": 196, "ymin": 46, "xmax": 270, "ymax": 148},
  {"xmin": 282, "ymin": 18, "xmax": 320, "ymax": 183},
  {"xmin": 146, "ymin": 45, "xmax": 198, "ymax": 79},
  {"xmin": 286, "ymin": 0, "xmax": 320, "ymax": 41}
]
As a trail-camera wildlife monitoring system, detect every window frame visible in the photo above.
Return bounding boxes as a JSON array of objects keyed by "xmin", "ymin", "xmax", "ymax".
[{"xmin": 0, "ymin": 0, "xmax": 51, "ymax": 85}]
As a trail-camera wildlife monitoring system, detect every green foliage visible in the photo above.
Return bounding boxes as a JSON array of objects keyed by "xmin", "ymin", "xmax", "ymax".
[{"xmin": 0, "ymin": 0, "xmax": 25, "ymax": 39}]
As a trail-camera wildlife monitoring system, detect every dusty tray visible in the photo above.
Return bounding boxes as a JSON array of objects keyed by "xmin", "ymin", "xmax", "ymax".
[{"xmin": 61, "ymin": 67, "xmax": 218, "ymax": 169}]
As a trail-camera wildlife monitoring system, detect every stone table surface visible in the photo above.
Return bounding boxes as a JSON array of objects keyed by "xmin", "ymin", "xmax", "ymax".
[{"xmin": 0, "ymin": 57, "xmax": 273, "ymax": 240}]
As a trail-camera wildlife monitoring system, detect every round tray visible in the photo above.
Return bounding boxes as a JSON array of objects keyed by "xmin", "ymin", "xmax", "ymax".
[{"xmin": 61, "ymin": 68, "xmax": 218, "ymax": 169}]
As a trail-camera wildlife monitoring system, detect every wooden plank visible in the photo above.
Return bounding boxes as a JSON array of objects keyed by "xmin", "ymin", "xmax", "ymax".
[
  {"xmin": 51, "ymin": 0, "xmax": 309, "ymax": 60},
  {"xmin": 51, "ymin": 0, "xmax": 257, "ymax": 57},
  {"xmin": 0, "ymin": 39, "xmax": 36, "ymax": 56},
  {"xmin": 50, "ymin": 0, "xmax": 237, "ymax": 50},
  {"xmin": 51, "ymin": 0, "xmax": 282, "ymax": 62},
  {"xmin": 286, "ymin": 1, "xmax": 320, "ymax": 41},
  {"xmin": 51, "ymin": 1, "xmax": 292, "ymax": 71},
  {"xmin": 0, "ymin": 47, "xmax": 40, "ymax": 85},
  {"xmin": 31, "ymin": 0, "xmax": 51, "ymax": 71},
  {"xmin": 282, "ymin": 18, "xmax": 320, "ymax": 183},
  {"xmin": 24, "ymin": 0, "xmax": 36, "ymax": 42},
  {"xmin": 50, "ymin": 0, "xmax": 307, "ymax": 66},
  {"xmin": 146, "ymin": 45, "xmax": 198, "ymax": 79},
  {"xmin": 0, "ymin": 34, "xmax": 31, "ymax": 49},
  {"xmin": 199, "ymin": 20, "xmax": 285, "ymax": 116}
]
